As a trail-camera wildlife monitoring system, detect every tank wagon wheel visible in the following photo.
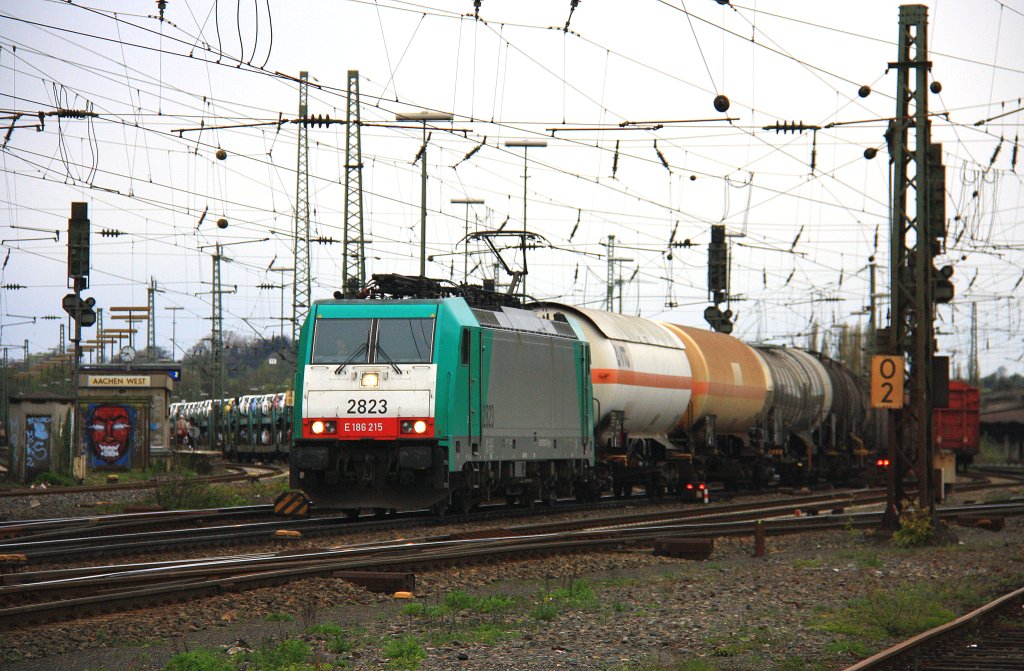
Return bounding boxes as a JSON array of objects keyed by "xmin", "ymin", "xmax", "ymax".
[
  {"xmin": 646, "ymin": 476, "xmax": 665, "ymax": 499},
  {"xmin": 429, "ymin": 501, "xmax": 448, "ymax": 517}
]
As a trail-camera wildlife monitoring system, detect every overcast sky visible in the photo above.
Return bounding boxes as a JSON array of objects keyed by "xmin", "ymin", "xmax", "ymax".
[{"xmin": 1, "ymin": 0, "xmax": 1022, "ymax": 379}]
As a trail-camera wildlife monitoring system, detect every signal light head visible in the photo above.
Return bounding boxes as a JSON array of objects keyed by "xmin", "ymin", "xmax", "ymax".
[
  {"xmin": 311, "ymin": 420, "xmax": 325, "ymax": 435},
  {"xmin": 876, "ymin": 458, "xmax": 891, "ymax": 468}
]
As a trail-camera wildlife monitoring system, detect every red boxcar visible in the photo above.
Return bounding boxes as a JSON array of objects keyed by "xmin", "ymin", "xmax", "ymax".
[{"xmin": 934, "ymin": 381, "xmax": 981, "ymax": 469}]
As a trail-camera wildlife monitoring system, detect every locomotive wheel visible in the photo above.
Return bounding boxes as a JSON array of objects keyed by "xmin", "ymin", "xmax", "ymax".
[{"xmin": 453, "ymin": 491, "xmax": 476, "ymax": 515}]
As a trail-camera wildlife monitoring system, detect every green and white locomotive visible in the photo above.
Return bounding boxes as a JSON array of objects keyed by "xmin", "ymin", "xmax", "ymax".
[{"xmin": 290, "ymin": 277, "xmax": 595, "ymax": 514}]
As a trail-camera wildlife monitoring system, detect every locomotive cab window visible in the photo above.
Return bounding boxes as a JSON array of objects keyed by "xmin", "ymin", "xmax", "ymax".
[
  {"xmin": 311, "ymin": 318, "xmax": 371, "ymax": 364},
  {"xmin": 376, "ymin": 318, "xmax": 434, "ymax": 363},
  {"xmin": 311, "ymin": 317, "xmax": 434, "ymax": 365}
]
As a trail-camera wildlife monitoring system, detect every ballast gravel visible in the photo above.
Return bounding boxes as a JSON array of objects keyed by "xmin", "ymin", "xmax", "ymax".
[{"xmin": 1, "ymin": 489, "xmax": 1023, "ymax": 671}]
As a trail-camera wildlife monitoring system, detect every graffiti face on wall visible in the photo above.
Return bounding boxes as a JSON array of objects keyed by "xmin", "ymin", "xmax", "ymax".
[{"xmin": 86, "ymin": 403, "xmax": 136, "ymax": 467}]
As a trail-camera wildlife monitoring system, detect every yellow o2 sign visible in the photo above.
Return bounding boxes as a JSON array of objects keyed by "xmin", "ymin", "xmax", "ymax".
[{"xmin": 870, "ymin": 355, "xmax": 904, "ymax": 409}]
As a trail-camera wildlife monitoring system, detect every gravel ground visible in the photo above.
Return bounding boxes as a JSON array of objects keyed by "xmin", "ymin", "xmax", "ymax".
[{"xmin": 1, "ymin": 488, "xmax": 1023, "ymax": 671}]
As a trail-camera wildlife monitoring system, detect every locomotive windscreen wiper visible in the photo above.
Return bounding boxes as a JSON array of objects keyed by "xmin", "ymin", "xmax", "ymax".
[
  {"xmin": 374, "ymin": 346, "xmax": 404, "ymax": 375},
  {"xmin": 334, "ymin": 342, "xmax": 368, "ymax": 375}
]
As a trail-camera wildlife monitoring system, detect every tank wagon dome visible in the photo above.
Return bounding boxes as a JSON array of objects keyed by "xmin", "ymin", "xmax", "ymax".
[
  {"xmin": 531, "ymin": 302, "xmax": 693, "ymax": 439},
  {"xmin": 659, "ymin": 322, "xmax": 770, "ymax": 434}
]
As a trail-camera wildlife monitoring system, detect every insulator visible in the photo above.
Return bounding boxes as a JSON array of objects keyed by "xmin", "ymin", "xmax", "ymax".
[
  {"xmin": 217, "ymin": 218, "xmax": 228, "ymax": 229},
  {"xmin": 864, "ymin": 147, "xmax": 878, "ymax": 160},
  {"xmin": 713, "ymin": 94, "xmax": 730, "ymax": 113},
  {"xmin": 216, "ymin": 148, "xmax": 227, "ymax": 160},
  {"xmin": 858, "ymin": 85, "xmax": 871, "ymax": 98},
  {"xmin": 930, "ymin": 81, "xmax": 942, "ymax": 94}
]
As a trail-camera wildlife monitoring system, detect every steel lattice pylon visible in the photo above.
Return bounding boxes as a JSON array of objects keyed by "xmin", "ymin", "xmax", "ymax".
[
  {"xmin": 343, "ymin": 70, "xmax": 366, "ymax": 296},
  {"xmin": 292, "ymin": 71, "xmax": 311, "ymax": 349},
  {"xmin": 883, "ymin": 4, "xmax": 943, "ymax": 528},
  {"xmin": 147, "ymin": 277, "xmax": 157, "ymax": 359},
  {"xmin": 211, "ymin": 244, "xmax": 224, "ymax": 450}
]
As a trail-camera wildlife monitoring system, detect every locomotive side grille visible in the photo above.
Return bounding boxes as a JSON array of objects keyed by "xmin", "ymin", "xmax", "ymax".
[{"xmin": 471, "ymin": 307, "xmax": 578, "ymax": 339}]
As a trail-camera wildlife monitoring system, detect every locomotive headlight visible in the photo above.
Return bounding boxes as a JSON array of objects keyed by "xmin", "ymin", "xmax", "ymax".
[
  {"xmin": 311, "ymin": 420, "xmax": 326, "ymax": 434},
  {"xmin": 360, "ymin": 372, "xmax": 379, "ymax": 388},
  {"xmin": 413, "ymin": 420, "xmax": 427, "ymax": 434}
]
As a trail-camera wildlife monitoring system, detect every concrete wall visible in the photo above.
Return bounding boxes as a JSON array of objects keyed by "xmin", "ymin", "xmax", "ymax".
[{"xmin": 7, "ymin": 398, "xmax": 72, "ymax": 483}]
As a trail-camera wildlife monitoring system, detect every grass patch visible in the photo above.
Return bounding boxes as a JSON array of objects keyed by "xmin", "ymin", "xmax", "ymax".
[
  {"xmin": 599, "ymin": 576, "xmax": 640, "ymax": 587},
  {"xmin": 31, "ymin": 471, "xmax": 79, "ymax": 487},
  {"xmin": 164, "ymin": 649, "xmax": 233, "ymax": 671},
  {"xmin": 708, "ymin": 625, "xmax": 785, "ymax": 657},
  {"xmin": 836, "ymin": 549, "xmax": 884, "ymax": 569},
  {"xmin": 309, "ymin": 624, "xmax": 367, "ymax": 655},
  {"xmin": 306, "ymin": 622, "xmax": 345, "ymax": 636},
  {"xmin": 529, "ymin": 601, "xmax": 559, "ymax": 622},
  {"xmin": 264, "ymin": 612, "xmax": 295, "ymax": 622},
  {"xmin": 402, "ymin": 591, "xmax": 517, "ymax": 618},
  {"xmin": 235, "ymin": 639, "xmax": 312, "ymax": 669},
  {"xmin": 144, "ymin": 477, "xmax": 290, "ymax": 511},
  {"xmin": 382, "ymin": 635, "xmax": 426, "ymax": 670},
  {"xmin": 547, "ymin": 579, "xmax": 598, "ymax": 609},
  {"xmin": 824, "ymin": 639, "xmax": 873, "ymax": 657},
  {"xmin": 429, "ymin": 622, "xmax": 517, "ymax": 647},
  {"xmin": 814, "ymin": 586, "xmax": 954, "ymax": 640},
  {"xmin": 792, "ymin": 557, "xmax": 826, "ymax": 569}
]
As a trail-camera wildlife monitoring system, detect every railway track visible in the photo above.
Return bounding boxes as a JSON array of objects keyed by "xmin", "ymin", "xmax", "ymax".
[
  {"xmin": 842, "ymin": 585, "xmax": 1024, "ymax": 670},
  {"xmin": 2, "ymin": 497, "xmax": 1022, "ymax": 631},
  {"xmin": 0, "ymin": 487, "xmax": 874, "ymax": 562},
  {"xmin": 0, "ymin": 462, "xmax": 284, "ymax": 499},
  {"xmin": 1, "ymin": 473, "xmax": 1020, "ymax": 564}
]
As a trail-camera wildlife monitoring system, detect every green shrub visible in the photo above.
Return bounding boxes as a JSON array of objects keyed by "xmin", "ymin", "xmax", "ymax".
[{"xmin": 892, "ymin": 509, "xmax": 934, "ymax": 548}]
